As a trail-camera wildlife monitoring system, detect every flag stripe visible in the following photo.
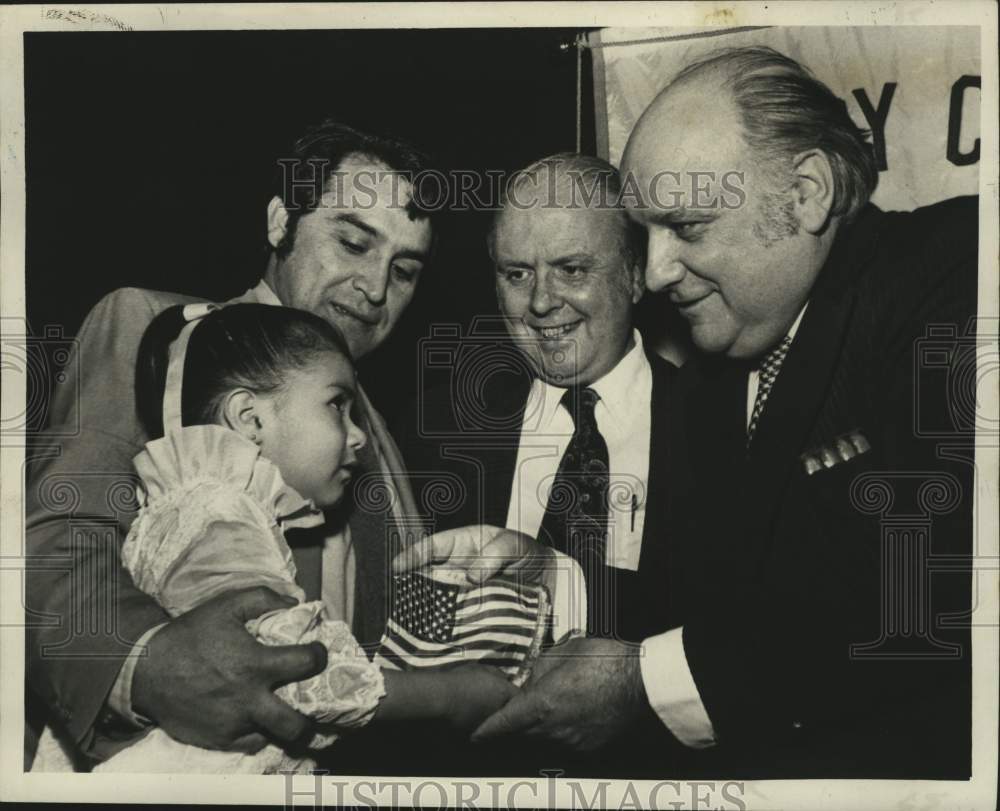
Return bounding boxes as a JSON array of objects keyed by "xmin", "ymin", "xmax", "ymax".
[
  {"xmin": 456, "ymin": 587, "xmax": 540, "ymax": 608},
  {"xmin": 386, "ymin": 620, "xmax": 533, "ymax": 655},
  {"xmin": 377, "ymin": 573, "xmax": 548, "ymax": 682},
  {"xmin": 452, "ymin": 607, "xmax": 539, "ymax": 627}
]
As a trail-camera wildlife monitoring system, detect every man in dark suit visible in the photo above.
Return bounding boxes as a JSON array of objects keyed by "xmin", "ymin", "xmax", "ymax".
[
  {"xmin": 475, "ymin": 47, "xmax": 976, "ymax": 778},
  {"xmin": 25, "ymin": 121, "xmax": 434, "ymax": 767}
]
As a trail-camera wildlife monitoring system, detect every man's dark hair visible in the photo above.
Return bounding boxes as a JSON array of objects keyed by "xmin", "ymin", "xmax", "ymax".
[
  {"xmin": 671, "ymin": 46, "xmax": 879, "ymax": 222},
  {"xmin": 136, "ymin": 303, "xmax": 353, "ymax": 440},
  {"xmin": 487, "ymin": 152, "xmax": 646, "ymax": 270},
  {"xmin": 274, "ymin": 119, "xmax": 437, "ymax": 254}
]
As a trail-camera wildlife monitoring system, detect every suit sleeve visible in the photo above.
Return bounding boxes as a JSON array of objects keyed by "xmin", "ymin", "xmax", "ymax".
[{"xmin": 25, "ymin": 289, "xmax": 170, "ymax": 753}]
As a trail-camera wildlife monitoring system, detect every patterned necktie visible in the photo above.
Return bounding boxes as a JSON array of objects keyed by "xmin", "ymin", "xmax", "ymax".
[
  {"xmin": 747, "ymin": 336, "xmax": 794, "ymax": 447},
  {"xmin": 537, "ymin": 387, "xmax": 610, "ymax": 632}
]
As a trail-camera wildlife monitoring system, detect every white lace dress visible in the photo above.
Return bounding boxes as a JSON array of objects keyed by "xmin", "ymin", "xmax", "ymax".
[{"xmin": 37, "ymin": 424, "xmax": 385, "ymax": 774}]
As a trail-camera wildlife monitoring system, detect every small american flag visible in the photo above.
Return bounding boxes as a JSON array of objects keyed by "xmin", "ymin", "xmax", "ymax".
[{"xmin": 374, "ymin": 572, "xmax": 550, "ymax": 686}]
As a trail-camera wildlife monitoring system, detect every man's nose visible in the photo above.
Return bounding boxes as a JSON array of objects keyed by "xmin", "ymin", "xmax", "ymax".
[
  {"xmin": 529, "ymin": 271, "xmax": 560, "ymax": 316},
  {"xmin": 645, "ymin": 230, "xmax": 687, "ymax": 292},
  {"xmin": 352, "ymin": 261, "xmax": 390, "ymax": 306}
]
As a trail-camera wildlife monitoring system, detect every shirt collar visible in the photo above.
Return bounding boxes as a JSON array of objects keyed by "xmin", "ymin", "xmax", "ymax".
[
  {"xmin": 248, "ymin": 279, "xmax": 281, "ymax": 306},
  {"xmin": 589, "ymin": 330, "xmax": 648, "ymax": 423},
  {"xmin": 252, "ymin": 279, "xmax": 281, "ymax": 307},
  {"xmin": 531, "ymin": 329, "xmax": 649, "ymax": 429},
  {"xmin": 787, "ymin": 302, "xmax": 808, "ymax": 342}
]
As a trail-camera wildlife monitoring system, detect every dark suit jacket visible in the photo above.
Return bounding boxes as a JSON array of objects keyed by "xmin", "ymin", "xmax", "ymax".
[
  {"xmin": 24, "ymin": 286, "xmax": 395, "ymax": 767},
  {"xmin": 669, "ymin": 197, "xmax": 977, "ymax": 778}
]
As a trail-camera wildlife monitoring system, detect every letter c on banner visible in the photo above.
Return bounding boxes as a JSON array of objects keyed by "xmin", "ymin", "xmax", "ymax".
[{"xmin": 947, "ymin": 75, "xmax": 981, "ymax": 166}]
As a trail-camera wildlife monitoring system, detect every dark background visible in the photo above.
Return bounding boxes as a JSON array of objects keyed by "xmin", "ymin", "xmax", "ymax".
[{"xmin": 24, "ymin": 28, "xmax": 612, "ymax": 424}]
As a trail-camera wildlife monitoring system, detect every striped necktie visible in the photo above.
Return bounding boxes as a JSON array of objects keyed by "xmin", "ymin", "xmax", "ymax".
[{"xmin": 747, "ymin": 336, "xmax": 793, "ymax": 447}]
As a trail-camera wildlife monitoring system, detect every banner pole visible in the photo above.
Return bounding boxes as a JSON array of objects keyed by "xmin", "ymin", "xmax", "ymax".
[{"xmin": 575, "ymin": 33, "xmax": 582, "ymax": 153}]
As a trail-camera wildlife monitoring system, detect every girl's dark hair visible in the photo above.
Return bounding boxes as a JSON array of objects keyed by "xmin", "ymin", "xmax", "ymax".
[{"xmin": 136, "ymin": 303, "xmax": 353, "ymax": 439}]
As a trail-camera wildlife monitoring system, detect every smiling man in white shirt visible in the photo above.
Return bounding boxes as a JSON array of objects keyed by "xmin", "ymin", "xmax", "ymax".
[
  {"xmin": 488, "ymin": 154, "xmax": 676, "ymax": 643},
  {"xmin": 393, "ymin": 153, "xmax": 688, "ymax": 775}
]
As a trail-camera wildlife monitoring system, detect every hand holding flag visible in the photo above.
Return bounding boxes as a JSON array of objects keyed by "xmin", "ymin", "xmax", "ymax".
[{"xmin": 391, "ymin": 524, "xmax": 554, "ymax": 587}]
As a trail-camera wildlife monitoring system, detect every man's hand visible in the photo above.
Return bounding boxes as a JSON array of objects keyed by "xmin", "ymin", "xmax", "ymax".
[
  {"xmin": 131, "ymin": 587, "xmax": 327, "ymax": 753},
  {"xmin": 470, "ymin": 636, "xmax": 646, "ymax": 751},
  {"xmin": 391, "ymin": 525, "xmax": 553, "ymax": 586}
]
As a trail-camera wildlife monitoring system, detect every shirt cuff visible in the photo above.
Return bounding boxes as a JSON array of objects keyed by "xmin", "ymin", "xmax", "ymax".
[
  {"xmin": 639, "ymin": 626, "xmax": 717, "ymax": 748},
  {"xmin": 547, "ymin": 551, "xmax": 587, "ymax": 642},
  {"xmin": 106, "ymin": 622, "xmax": 168, "ymax": 728}
]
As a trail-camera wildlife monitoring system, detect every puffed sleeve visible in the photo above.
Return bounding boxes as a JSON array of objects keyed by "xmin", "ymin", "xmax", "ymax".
[
  {"xmin": 122, "ymin": 484, "xmax": 303, "ymax": 616},
  {"xmin": 248, "ymin": 602, "xmax": 386, "ymax": 747}
]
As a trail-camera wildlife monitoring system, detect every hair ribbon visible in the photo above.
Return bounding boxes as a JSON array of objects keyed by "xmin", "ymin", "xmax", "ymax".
[{"xmin": 162, "ymin": 302, "xmax": 220, "ymax": 435}]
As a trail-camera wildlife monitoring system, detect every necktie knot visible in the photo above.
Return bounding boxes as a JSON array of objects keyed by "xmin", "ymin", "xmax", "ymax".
[
  {"xmin": 560, "ymin": 386, "xmax": 600, "ymax": 430},
  {"xmin": 747, "ymin": 336, "xmax": 794, "ymax": 447},
  {"xmin": 755, "ymin": 336, "xmax": 793, "ymax": 376}
]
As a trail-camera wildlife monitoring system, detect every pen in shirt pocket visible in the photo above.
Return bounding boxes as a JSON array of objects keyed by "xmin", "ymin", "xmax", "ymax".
[{"xmin": 631, "ymin": 493, "xmax": 638, "ymax": 532}]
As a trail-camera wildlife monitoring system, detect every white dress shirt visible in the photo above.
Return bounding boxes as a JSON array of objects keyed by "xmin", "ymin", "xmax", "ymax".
[
  {"xmin": 505, "ymin": 329, "xmax": 652, "ymax": 571},
  {"xmin": 641, "ymin": 304, "xmax": 810, "ymax": 749}
]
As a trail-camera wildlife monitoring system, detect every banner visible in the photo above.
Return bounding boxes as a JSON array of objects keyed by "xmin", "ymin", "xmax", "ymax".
[{"xmin": 591, "ymin": 26, "xmax": 981, "ymax": 211}]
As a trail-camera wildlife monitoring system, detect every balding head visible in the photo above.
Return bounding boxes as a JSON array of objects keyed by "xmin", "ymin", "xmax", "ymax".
[
  {"xmin": 488, "ymin": 153, "xmax": 645, "ymax": 271},
  {"xmin": 620, "ymin": 47, "xmax": 867, "ymax": 359},
  {"xmin": 628, "ymin": 46, "xmax": 877, "ymax": 222}
]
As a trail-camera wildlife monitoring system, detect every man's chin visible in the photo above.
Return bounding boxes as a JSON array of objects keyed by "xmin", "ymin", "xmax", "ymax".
[
  {"xmin": 690, "ymin": 324, "xmax": 740, "ymax": 358},
  {"xmin": 333, "ymin": 321, "xmax": 376, "ymax": 359},
  {"xmin": 534, "ymin": 361, "xmax": 589, "ymax": 387}
]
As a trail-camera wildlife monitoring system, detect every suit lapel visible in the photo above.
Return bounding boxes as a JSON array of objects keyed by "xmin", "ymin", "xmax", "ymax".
[
  {"xmin": 741, "ymin": 293, "xmax": 855, "ymax": 547},
  {"xmin": 479, "ymin": 376, "xmax": 532, "ymax": 526},
  {"xmin": 349, "ymin": 438, "xmax": 390, "ymax": 648},
  {"xmin": 675, "ymin": 358, "xmax": 750, "ymax": 584},
  {"xmin": 687, "ymin": 357, "xmax": 748, "ymax": 490},
  {"xmin": 432, "ymin": 374, "xmax": 529, "ymax": 528},
  {"xmin": 741, "ymin": 207, "xmax": 883, "ymax": 559},
  {"xmin": 638, "ymin": 354, "xmax": 674, "ymax": 574}
]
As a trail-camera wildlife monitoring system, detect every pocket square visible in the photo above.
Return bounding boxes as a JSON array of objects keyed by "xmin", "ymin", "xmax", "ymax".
[{"xmin": 801, "ymin": 429, "xmax": 871, "ymax": 476}]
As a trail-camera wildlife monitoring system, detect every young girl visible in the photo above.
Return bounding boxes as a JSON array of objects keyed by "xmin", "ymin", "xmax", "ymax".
[{"xmin": 36, "ymin": 302, "xmax": 517, "ymax": 774}]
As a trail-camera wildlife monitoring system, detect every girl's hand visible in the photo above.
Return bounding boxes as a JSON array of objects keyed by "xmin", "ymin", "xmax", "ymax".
[
  {"xmin": 440, "ymin": 663, "xmax": 519, "ymax": 731},
  {"xmin": 391, "ymin": 525, "xmax": 554, "ymax": 586}
]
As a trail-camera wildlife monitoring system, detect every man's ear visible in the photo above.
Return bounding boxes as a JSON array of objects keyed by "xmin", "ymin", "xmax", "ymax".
[
  {"xmin": 629, "ymin": 258, "xmax": 645, "ymax": 305},
  {"xmin": 267, "ymin": 195, "xmax": 290, "ymax": 249},
  {"xmin": 791, "ymin": 149, "xmax": 836, "ymax": 234},
  {"xmin": 221, "ymin": 388, "xmax": 264, "ymax": 445}
]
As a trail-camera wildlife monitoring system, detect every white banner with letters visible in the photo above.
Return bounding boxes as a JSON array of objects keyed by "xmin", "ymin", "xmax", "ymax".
[{"xmin": 591, "ymin": 26, "xmax": 981, "ymax": 211}]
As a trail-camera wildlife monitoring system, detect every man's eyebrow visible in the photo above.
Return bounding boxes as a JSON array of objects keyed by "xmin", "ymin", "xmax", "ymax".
[
  {"xmin": 395, "ymin": 248, "xmax": 429, "ymax": 263},
  {"xmin": 332, "ymin": 212, "xmax": 378, "ymax": 237},
  {"xmin": 496, "ymin": 258, "xmax": 534, "ymax": 269},
  {"xmin": 647, "ymin": 208, "xmax": 719, "ymax": 226},
  {"xmin": 551, "ymin": 252, "xmax": 592, "ymax": 265}
]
